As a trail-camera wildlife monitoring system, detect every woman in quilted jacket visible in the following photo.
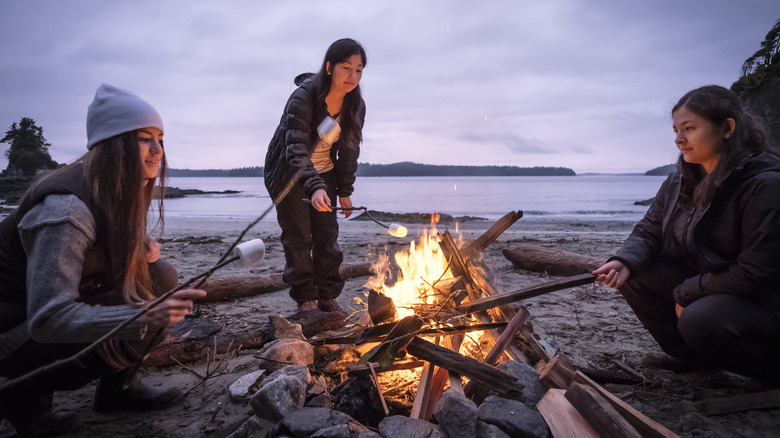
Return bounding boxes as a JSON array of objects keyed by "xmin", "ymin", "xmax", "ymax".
[
  {"xmin": 264, "ymin": 38, "xmax": 367, "ymax": 317},
  {"xmin": 593, "ymin": 85, "xmax": 780, "ymax": 386}
]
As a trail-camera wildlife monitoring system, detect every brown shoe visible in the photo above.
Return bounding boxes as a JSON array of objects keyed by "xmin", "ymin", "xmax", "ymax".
[
  {"xmin": 296, "ymin": 300, "xmax": 318, "ymax": 312},
  {"xmin": 318, "ymin": 299, "xmax": 346, "ymax": 314}
]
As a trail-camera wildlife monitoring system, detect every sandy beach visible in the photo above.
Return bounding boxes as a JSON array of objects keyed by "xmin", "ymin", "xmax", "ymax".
[{"xmin": 1, "ymin": 214, "xmax": 777, "ymax": 437}]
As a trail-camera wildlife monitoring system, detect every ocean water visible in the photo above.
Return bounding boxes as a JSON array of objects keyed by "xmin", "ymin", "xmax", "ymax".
[{"xmin": 162, "ymin": 175, "xmax": 667, "ymax": 223}]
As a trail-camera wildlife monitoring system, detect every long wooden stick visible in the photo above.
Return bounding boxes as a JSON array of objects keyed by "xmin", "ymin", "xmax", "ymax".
[{"xmin": 456, "ymin": 273, "xmax": 597, "ymax": 314}]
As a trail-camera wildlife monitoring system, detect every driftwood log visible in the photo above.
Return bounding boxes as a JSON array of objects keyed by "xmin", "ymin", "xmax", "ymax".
[
  {"xmin": 696, "ymin": 389, "xmax": 780, "ymax": 415},
  {"xmin": 197, "ymin": 262, "xmax": 373, "ymax": 303},
  {"xmin": 503, "ymin": 243, "xmax": 604, "ymax": 276},
  {"xmin": 145, "ymin": 317, "xmax": 266, "ymax": 367}
]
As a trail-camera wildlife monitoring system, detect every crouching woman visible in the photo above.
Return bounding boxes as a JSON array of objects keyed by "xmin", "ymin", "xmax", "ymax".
[
  {"xmin": 593, "ymin": 85, "xmax": 780, "ymax": 386},
  {"xmin": 0, "ymin": 84, "xmax": 205, "ymax": 437}
]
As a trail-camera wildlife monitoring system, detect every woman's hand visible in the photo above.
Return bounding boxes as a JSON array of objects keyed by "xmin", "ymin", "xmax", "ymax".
[
  {"xmin": 339, "ymin": 196, "xmax": 353, "ymax": 218},
  {"xmin": 310, "ymin": 189, "xmax": 332, "ymax": 212},
  {"xmin": 593, "ymin": 260, "xmax": 631, "ymax": 289},
  {"xmin": 140, "ymin": 288, "xmax": 206, "ymax": 329},
  {"xmin": 145, "ymin": 236, "xmax": 160, "ymax": 263}
]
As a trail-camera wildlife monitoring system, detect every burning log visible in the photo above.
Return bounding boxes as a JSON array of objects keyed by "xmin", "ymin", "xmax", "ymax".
[
  {"xmin": 405, "ymin": 337, "xmax": 524, "ymax": 397},
  {"xmin": 368, "ymin": 289, "xmax": 397, "ymax": 325},
  {"xmin": 198, "ymin": 262, "xmax": 374, "ymax": 303},
  {"xmin": 503, "ymin": 243, "xmax": 603, "ymax": 276}
]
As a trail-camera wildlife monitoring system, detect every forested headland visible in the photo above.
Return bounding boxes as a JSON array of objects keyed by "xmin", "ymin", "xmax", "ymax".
[{"xmin": 168, "ymin": 162, "xmax": 577, "ymax": 177}]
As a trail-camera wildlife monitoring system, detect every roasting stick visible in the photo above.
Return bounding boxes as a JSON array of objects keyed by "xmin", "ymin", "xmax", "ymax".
[
  {"xmin": 455, "ymin": 273, "xmax": 597, "ymax": 315},
  {"xmin": 302, "ymin": 199, "xmax": 409, "ymax": 237}
]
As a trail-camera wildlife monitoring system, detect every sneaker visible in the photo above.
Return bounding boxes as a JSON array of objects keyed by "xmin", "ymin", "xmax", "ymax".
[
  {"xmin": 318, "ymin": 299, "xmax": 346, "ymax": 313},
  {"xmin": 296, "ymin": 300, "xmax": 318, "ymax": 312}
]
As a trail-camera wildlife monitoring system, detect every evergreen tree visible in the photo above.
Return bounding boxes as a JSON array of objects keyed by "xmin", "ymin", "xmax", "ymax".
[{"xmin": 1, "ymin": 117, "xmax": 59, "ymax": 177}]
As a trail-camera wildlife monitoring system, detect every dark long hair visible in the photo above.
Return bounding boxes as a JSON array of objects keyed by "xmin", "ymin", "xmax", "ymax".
[
  {"xmin": 672, "ymin": 85, "xmax": 768, "ymax": 205},
  {"xmin": 312, "ymin": 38, "xmax": 367, "ymax": 147},
  {"xmin": 82, "ymin": 130, "xmax": 168, "ymax": 303}
]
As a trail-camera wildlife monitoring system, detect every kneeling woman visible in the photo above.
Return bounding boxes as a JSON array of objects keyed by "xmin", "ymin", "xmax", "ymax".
[
  {"xmin": 594, "ymin": 85, "xmax": 780, "ymax": 385},
  {"xmin": 0, "ymin": 84, "xmax": 205, "ymax": 436}
]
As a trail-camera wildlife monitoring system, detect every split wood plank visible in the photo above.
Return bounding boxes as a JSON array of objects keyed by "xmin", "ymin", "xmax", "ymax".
[
  {"xmin": 456, "ymin": 273, "xmax": 597, "ymax": 315},
  {"xmin": 565, "ymin": 381, "xmax": 643, "ymax": 438},
  {"xmin": 198, "ymin": 262, "xmax": 373, "ymax": 303},
  {"xmin": 537, "ymin": 389, "xmax": 599, "ymax": 438},
  {"xmin": 696, "ymin": 389, "xmax": 780, "ymax": 415},
  {"xmin": 572, "ymin": 371, "xmax": 680, "ymax": 438},
  {"xmin": 503, "ymin": 243, "xmax": 603, "ymax": 276},
  {"xmin": 410, "ymin": 361, "xmax": 436, "ymax": 419},
  {"xmin": 460, "ymin": 210, "xmax": 523, "ymax": 260},
  {"xmin": 406, "ymin": 337, "xmax": 523, "ymax": 396},
  {"xmin": 536, "ymin": 355, "xmax": 577, "ymax": 390}
]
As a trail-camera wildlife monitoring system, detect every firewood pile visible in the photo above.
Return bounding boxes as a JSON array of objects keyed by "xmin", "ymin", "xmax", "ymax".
[{"xmin": 150, "ymin": 211, "xmax": 685, "ymax": 437}]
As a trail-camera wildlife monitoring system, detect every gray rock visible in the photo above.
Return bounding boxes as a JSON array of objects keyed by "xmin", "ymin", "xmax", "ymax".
[
  {"xmin": 250, "ymin": 374, "xmax": 306, "ymax": 421},
  {"xmin": 495, "ymin": 360, "xmax": 546, "ymax": 407},
  {"xmin": 224, "ymin": 415, "xmax": 275, "ymax": 438},
  {"xmin": 478, "ymin": 396, "xmax": 550, "ymax": 438},
  {"xmin": 278, "ymin": 407, "xmax": 358, "ymax": 437},
  {"xmin": 260, "ymin": 364, "xmax": 311, "ymax": 389},
  {"xmin": 476, "ymin": 421, "xmax": 511, "ymax": 438},
  {"xmin": 307, "ymin": 393, "xmax": 333, "ymax": 408},
  {"xmin": 257, "ymin": 339, "xmax": 314, "ymax": 372},
  {"xmin": 228, "ymin": 369, "xmax": 266, "ymax": 401},
  {"xmin": 378, "ymin": 415, "xmax": 445, "ymax": 438},
  {"xmin": 433, "ymin": 389, "xmax": 479, "ymax": 438},
  {"xmin": 270, "ymin": 314, "xmax": 306, "ymax": 341},
  {"xmin": 312, "ymin": 424, "xmax": 351, "ymax": 438}
]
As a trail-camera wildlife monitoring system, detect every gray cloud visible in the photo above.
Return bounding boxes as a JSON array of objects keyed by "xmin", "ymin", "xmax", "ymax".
[{"xmin": 1, "ymin": 0, "xmax": 777, "ymax": 174}]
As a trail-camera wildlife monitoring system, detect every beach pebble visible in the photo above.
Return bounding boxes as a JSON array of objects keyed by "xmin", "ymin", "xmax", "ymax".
[{"xmin": 228, "ymin": 369, "xmax": 266, "ymax": 401}]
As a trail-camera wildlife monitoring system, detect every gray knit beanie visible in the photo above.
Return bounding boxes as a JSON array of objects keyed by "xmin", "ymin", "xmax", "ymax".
[{"xmin": 86, "ymin": 83, "xmax": 164, "ymax": 150}]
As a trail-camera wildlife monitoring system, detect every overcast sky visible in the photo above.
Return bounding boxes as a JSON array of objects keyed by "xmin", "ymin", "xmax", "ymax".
[{"xmin": 1, "ymin": 1, "xmax": 777, "ymax": 174}]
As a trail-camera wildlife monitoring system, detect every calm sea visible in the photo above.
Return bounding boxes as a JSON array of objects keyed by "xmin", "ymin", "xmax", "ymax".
[{"xmin": 162, "ymin": 175, "xmax": 667, "ymax": 223}]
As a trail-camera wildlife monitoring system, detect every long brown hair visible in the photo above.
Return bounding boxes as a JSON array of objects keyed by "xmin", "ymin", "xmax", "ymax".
[
  {"xmin": 672, "ymin": 85, "xmax": 768, "ymax": 206},
  {"xmin": 82, "ymin": 130, "xmax": 168, "ymax": 303}
]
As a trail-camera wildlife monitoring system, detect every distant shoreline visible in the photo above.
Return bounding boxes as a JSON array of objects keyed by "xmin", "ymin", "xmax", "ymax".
[{"xmin": 169, "ymin": 162, "xmax": 578, "ymax": 177}]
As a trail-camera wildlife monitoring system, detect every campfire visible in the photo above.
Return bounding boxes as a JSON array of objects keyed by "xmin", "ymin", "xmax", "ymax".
[{"xmin": 306, "ymin": 211, "xmax": 678, "ymax": 437}]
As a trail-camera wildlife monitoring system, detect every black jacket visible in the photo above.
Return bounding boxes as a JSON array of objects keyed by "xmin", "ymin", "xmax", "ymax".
[
  {"xmin": 264, "ymin": 74, "xmax": 365, "ymax": 200},
  {"xmin": 615, "ymin": 151, "xmax": 780, "ymax": 306}
]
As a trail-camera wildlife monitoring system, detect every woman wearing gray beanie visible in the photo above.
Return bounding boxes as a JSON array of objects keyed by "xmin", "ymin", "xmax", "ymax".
[
  {"xmin": 0, "ymin": 84, "xmax": 205, "ymax": 437},
  {"xmin": 264, "ymin": 38, "xmax": 367, "ymax": 322}
]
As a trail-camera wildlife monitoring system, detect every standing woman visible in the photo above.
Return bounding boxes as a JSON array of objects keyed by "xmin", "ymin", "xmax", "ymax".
[
  {"xmin": 593, "ymin": 85, "xmax": 780, "ymax": 385},
  {"xmin": 264, "ymin": 38, "xmax": 367, "ymax": 315},
  {"xmin": 0, "ymin": 84, "xmax": 205, "ymax": 437}
]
